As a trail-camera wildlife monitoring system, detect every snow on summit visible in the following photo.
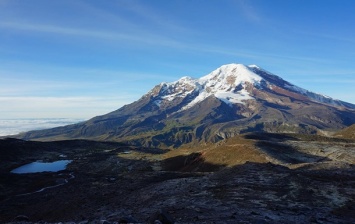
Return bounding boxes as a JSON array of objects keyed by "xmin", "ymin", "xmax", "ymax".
[
  {"xmin": 149, "ymin": 63, "xmax": 355, "ymax": 111},
  {"xmin": 199, "ymin": 64, "xmax": 262, "ymax": 87},
  {"xmin": 153, "ymin": 63, "xmax": 263, "ymax": 111},
  {"xmin": 180, "ymin": 64, "xmax": 262, "ymax": 110}
]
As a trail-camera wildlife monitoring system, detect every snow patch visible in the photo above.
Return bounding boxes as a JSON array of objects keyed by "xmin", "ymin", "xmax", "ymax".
[
  {"xmin": 215, "ymin": 89, "xmax": 254, "ymax": 106},
  {"xmin": 154, "ymin": 100, "xmax": 162, "ymax": 107},
  {"xmin": 200, "ymin": 64, "xmax": 262, "ymax": 86},
  {"xmin": 284, "ymin": 84, "xmax": 308, "ymax": 95},
  {"xmin": 180, "ymin": 91, "xmax": 210, "ymax": 111}
]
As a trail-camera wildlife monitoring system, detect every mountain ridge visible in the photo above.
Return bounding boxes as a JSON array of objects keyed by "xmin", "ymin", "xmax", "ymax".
[{"xmin": 15, "ymin": 63, "xmax": 355, "ymax": 147}]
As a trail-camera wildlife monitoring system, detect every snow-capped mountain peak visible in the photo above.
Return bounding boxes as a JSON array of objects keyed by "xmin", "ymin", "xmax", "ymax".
[
  {"xmin": 152, "ymin": 63, "xmax": 264, "ymax": 110},
  {"xmin": 147, "ymin": 63, "xmax": 355, "ymax": 112},
  {"xmin": 180, "ymin": 64, "xmax": 263, "ymax": 110}
]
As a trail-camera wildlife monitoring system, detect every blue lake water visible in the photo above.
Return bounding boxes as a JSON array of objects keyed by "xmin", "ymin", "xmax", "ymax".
[{"xmin": 11, "ymin": 160, "xmax": 72, "ymax": 174}]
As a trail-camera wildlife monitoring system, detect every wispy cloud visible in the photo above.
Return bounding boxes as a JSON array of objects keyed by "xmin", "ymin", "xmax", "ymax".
[
  {"xmin": 70, "ymin": 0, "xmax": 140, "ymax": 30},
  {"xmin": 0, "ymin": 96, "xmax": 126, "ymax": 107},
  {"xmin": 116, "ymin": 0, "xmax": 192, "ymax": 35},
  {"xmin": 0, "ymin": 21, "xmax": 184, "ymax": 48},
  {"xmin": 0, "ymin": 1, "xmax": 195, "ymax": 50},
  {"xmin": 0, "ymin": 62, "xmax": 173, "ymax": 81},
  {"xmin": 295, "ymin": 30, "xmax": 355, "ymax": 45},
  {"xmin": 0, "ymin": 96, "xmax": 133, "ymax": 119},
  {"xmin": 284, "ymin": 70, "xmax": 355, "ymax": 77},
  {"xmin": 195, "ymin": 44, "xmax": 335, "ymax": 65},
  {"xmin": 232, "ymin": 0, "xmax": 262, "ymax": 24},
  {"xmin": 289, "ymin": 78, "xmax": 355, "ymax": 84},
  {"xmin": 0, "ymin": 79, "xmax": 75, "ymax": 96}
]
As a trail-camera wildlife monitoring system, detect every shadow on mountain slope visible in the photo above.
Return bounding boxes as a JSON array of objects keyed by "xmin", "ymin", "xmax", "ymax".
[
  {"xmin": 244, "ymin": 133, "xmax": 330, "ymax": 164},
  {"xmin": 162, "ymin": 152, "xmax": 226, "ymax": 172},
  {"xmin": 244, "ymin": 132, "xmax": 298, "ymax": 141},
  {"xmin": 255, "ymin": 140, "xmax": 329, "ymax": 164}
]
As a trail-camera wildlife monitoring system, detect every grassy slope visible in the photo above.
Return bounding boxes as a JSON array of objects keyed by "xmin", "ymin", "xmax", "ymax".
[
  {"xmin": 161, "ymin": 135, "xmax": 268, "ymax": 172},
  {"xmin": 334, "ymin": 124, "xmax": 355, "ymax": 139}
]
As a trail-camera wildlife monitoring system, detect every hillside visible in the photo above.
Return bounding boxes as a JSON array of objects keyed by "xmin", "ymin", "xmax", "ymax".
[{"xmin": 334, "ymin": 124, "xmax": 355, "ymax": 139}]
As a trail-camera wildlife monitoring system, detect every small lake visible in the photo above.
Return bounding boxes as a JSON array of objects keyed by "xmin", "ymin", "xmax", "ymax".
[{"xmin": 11, "ymin": 160, "xmax": 72, "ymax": 174}]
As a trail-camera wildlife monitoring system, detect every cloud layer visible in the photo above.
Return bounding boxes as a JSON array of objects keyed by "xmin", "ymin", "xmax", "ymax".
[{"xmin": 0, "ymin": 118, "xmax": 84, "ymax": 136}]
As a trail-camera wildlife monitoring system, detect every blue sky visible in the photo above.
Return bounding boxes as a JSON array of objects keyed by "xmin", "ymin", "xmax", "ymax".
[{"xmin": 1, "ymin": 0, "xmax": 355, "ymax": 119}]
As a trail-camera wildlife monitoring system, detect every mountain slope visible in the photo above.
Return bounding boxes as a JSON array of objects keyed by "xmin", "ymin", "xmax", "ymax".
[
  {"xmin": 17, "ymin": 63, "xmax": 355, "ymax": 147},
  {"xmin": 334, "ymin": 124, "xmax": 355, "ymax": 139}
]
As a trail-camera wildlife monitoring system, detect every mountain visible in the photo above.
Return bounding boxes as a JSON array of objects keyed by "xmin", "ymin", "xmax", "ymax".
[{"xmin": 17, "ymin": 63, "xmax": 355, "ymax": 147}]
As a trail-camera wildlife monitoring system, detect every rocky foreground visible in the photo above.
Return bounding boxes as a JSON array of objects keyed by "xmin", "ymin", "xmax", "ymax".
[{"xmin": 1, "ymin": 134, "xmax": 355, "ymax": 223}]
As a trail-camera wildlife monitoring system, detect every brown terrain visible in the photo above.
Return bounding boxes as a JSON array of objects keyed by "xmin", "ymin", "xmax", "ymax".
[
  {"xmin": 1, "ymin": 133, "xmax": 355, "ymax": 223},
  {"xmin": 335, "ymin": 124, "xmax": 355, "ymax": 139}
]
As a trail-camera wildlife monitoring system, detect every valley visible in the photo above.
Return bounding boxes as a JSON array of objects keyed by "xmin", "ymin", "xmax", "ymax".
[{"xmin": 1, "ymin": 133, "xmax": 355, "ymax": 223}]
